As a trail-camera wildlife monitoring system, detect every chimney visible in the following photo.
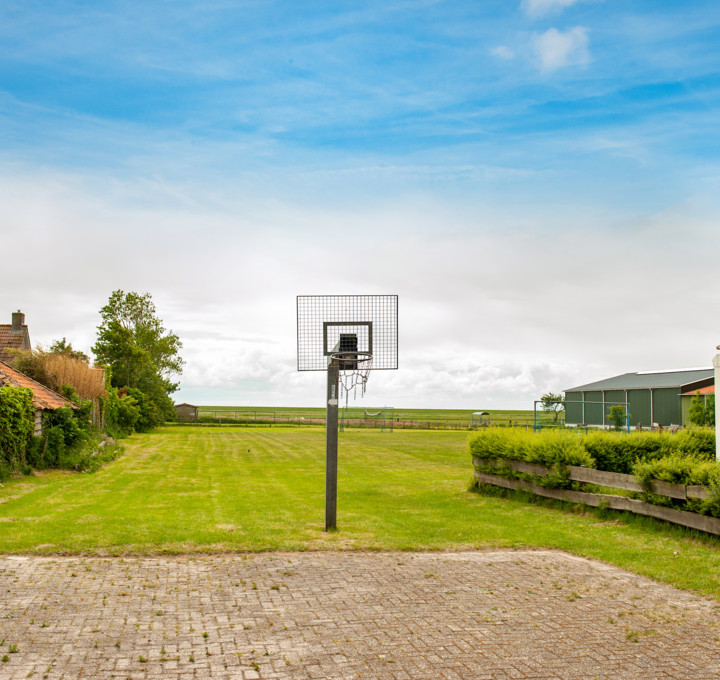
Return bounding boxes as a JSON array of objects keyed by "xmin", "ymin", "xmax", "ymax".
[{"xmin": 11, "ymin": 310, "xmax": 24, "ymax": 334}]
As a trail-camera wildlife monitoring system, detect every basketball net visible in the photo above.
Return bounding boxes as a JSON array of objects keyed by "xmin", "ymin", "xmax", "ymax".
[{"xmin": 337, "ymin": 355, "xmax": 372, "ymax": 405}]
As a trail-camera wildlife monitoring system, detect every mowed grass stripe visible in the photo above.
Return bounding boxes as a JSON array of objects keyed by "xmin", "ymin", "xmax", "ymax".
[{"xmin": 1, "ymin": 426, "xmax": 720, "ymax": 598}]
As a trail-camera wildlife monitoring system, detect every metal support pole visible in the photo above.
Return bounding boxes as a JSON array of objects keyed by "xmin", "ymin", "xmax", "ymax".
[
  {"xmin": 714, "ymin": 353, "xmax": 720, "ymax": 462},
  {"xmin": 325, "ymin": 360, "xmax": 340, "ymax": 531}
]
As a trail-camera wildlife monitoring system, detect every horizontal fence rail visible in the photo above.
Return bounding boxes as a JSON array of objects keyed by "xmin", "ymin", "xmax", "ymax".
[
  {"xmin": 473, "ymin": 457, "xmax": 719, "ymax": 536},
  {"xmin": 187, "ymin": 411, "xmax": 538, "ymax": 430}
]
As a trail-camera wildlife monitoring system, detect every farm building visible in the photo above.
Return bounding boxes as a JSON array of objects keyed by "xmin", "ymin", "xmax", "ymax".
[
  {"xmin": 175, "ymin": 403, "xmax": 199, "ymax": 421},
  {"xmin": 680, "ymin": 384, "xmax": 714, "ymax": 425},
  {"xmin": 0, "ymin": 360, "xmax": 77, "ymax": 435},
  {"xmin": 0, "ymin": 310, "xmax": 31, "ymax": 363},
  {"xmin": 564, "ymin": 368, "xmax": 714, "ymax": 428}
]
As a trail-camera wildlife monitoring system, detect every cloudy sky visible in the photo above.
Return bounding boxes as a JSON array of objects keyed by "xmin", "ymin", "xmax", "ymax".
[{"xmin": 2, "ymin": 0, "xmax": 720, "ymax": 409}]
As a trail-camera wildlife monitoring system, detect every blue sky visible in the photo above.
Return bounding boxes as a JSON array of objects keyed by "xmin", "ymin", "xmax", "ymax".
[{"xmin": 2, "ymin": 0, "xmax": 720, "ymax": 408}]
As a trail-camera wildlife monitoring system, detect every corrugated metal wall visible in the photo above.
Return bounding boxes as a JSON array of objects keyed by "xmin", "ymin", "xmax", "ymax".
[
  {"xmin": 652, "ymin": 387, "xmax": 681, "ymax": 425},
  {"xmin": 583, "ymin": 391, "xmax": 603, "ymax": 425},
  {"xmin": 628, "ymin": 390, "xmax": 651, "ymax": 427},
  {"xmin": 564, "ymin": 386, "xmax": 682, "ymax": 427},
  {"xmin": 564, "ymin": 392, "xmax": 583, "ymax": 424}
]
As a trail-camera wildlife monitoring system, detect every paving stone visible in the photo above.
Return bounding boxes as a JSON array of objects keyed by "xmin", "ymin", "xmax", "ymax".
[{"xmin": 0, "ymin": 551, "xmax": 719, "ymax": 679}]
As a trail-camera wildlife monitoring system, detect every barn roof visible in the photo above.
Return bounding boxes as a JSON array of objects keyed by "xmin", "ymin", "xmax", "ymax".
[
  {"xmin": 0, "ymin": 361, "xmax": 76, "ymax": 410},
  {"xmin": 565, "ymin": 368, "xmax": 714, "ymax": 392}
]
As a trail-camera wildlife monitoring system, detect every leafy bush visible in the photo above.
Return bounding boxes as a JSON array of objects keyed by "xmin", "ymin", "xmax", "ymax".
[
  {"xmin": 470, "ymin": 428, "xmax": 593, "ymax": 467},
  {"xmin": 583, "ymin": 432, "xmax": 673, "ymax": 474},
  {"xmin": 470, "ymin": 428, "xmax": 594, "ymax": 489},
  {"xmin": 469, "ymin": 427, "xmax": 720, "ymax": 519},
  {"xmin": 633, "ymin": 455, "xmax": 720, "ymax": 517},
  {"xmin": 674, "ymin": 428, "xmax": 715, "ymax": 460},
  {"xmin": 0, "ymin": 386, "xmax": 35, "ymax": 479},
  {"xmin": 127, "ymin": 388, "xmax": 164, "ymax": 432},
  {"xmin": 689, "ymin": 392, "xmax": 707, "ymax": 426}
]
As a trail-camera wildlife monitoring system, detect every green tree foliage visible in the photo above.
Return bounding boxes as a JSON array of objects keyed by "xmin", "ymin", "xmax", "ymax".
[
  {"xmin": 608, "ymin": 404, "xmax": 629, "ymax": 430},
  {"xmin": 540, "ymin": 393, "xmax": 564, "ymax": 422},
  {"xmin": 689, "ymin": 391, "xmax": 707, "ymax": 427},
  {"xmin": 93, "ymin": 291, "xmax": 183, "ymax": 426},
  {"xmin": 48, "ymin": 338, "xmax": 90, "ymax": 364},
  {"xmin": 704, "ymin": 394, "xmax": 715, "ymax": 427},
  {"xmin": 11, "ymin": 349, "xmax": 52, "ymax": 387},
  {"xmin": 0, "ymin": 387, "xmax": 34, "ymax": 479}
]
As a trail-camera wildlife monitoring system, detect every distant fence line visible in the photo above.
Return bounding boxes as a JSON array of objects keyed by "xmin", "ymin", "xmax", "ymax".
[{"xmin": 182, "ymin": 410, "xmax": 540, "ymax": 431}]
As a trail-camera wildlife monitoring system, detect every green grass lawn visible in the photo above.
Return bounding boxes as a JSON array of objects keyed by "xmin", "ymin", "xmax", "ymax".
[{"xmin": 1, "ymin": 425, "xmax": 719, "ymax": 598}]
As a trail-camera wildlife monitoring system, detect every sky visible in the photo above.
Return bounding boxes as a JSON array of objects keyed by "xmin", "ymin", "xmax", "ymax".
[{"xmin": 2, "ymin": 0, "xmax": 720, "ymax": 410}]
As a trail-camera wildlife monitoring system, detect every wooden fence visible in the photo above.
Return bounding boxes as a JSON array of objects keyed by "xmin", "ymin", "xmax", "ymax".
[{"xmin": 473, "ymin": 457, "xmax": 720, "ymax": 536}]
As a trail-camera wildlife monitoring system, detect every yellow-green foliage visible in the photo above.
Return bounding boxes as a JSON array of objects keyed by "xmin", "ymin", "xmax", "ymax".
[
  {"xmin": 469, "ymin": 428, "xmax": 594, "ymax": 468},
  {"xmin": 582, "ymin": 429, "xmax": 715, "ymax": 475},
  {"xmin": 633, "ymin": 455, "xmax": 720, "ymax": 517}
]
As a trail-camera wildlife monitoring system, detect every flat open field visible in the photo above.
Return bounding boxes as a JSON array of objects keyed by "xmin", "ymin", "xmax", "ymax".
[
  {"xmin": 198, "ymin": 405, "xmax": 538, "ymax": 427},
  {"xmin": 1, "ymin": 426, "xmax": 719, "ymax": 597}
]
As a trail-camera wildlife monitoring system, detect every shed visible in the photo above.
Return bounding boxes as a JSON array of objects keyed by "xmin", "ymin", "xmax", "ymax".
[
  {"xmin": 472, "ymin": 411, "xmax": 490, "ymax": 426},
  {"xmin": 0, "ymin": 360, "xmax": 77, "ymax": 435},
  {"xmin": 564, "ymin": 368, "xmax": 713, "ymax": 428},
  {"xmin": 175, "ymin": 403, "xmax": 199, "ymax": 421}
]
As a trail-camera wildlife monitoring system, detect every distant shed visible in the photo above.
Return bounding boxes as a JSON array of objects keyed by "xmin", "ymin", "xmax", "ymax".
[
  {"xmin": 472, "ymin": 411, "xmax": 490, "ymax": 426},
  {"xmin": 564, "ymin": 368, "xmax": 713, "ymax": 428},
  {"xmin": 175, "ymin": 403, "xmax": 199, "ymax": 421}
]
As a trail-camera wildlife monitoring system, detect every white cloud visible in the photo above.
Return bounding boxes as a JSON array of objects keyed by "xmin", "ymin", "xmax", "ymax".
[
  {"xmin": 522, "ymin": 0, "xmax": 584, "ymax": 18},
  {"xmin": 492, "ymin": 46, "xmax": 516, "ymax": 60},
  {"xmin": 2, "ymin": 166, "xmax": 719, "ymax": 410},
  {"xmin": 534, "ymin": 26, "xmax": 590, "ymax": 71}
]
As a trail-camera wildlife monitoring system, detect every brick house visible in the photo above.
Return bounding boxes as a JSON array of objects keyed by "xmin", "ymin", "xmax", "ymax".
[
  {"xmin": 0, "ymin": 360, "xmax": 76, "ymax": 435},
  {"xmin": 0, "ymin": 311, "xmax": 31, "ymax": 363}
]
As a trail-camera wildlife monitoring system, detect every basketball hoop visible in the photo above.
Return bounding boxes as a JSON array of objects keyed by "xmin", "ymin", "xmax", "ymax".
[
  {"xmin": 329, "ymin": 350, "xmax": 373, "ymax": 402},
  {"xmin": 296, "ymin": 294, "xmax": 398, "ymax": 530}
]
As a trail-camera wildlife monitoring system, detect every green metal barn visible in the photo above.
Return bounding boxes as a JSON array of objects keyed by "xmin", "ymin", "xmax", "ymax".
[{"xmin": 564, "ymin": 368, "xmax": 713, "ymax": 428}]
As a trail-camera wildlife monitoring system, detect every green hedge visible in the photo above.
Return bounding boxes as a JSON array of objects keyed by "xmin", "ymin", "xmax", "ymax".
[
  {"xmin": 633, "ymin": 455, "xmax": 720, "ymax": 517},
  {"xmin": 469, "ymin": 429, "xmax": 594, "ymax": 489},
  {"xmin": 470, "ymin": 428, "xmax": 720, "ymax": 518},
  {"xmin": 583, "ymin": 429, "xmax": 715, "ymax": 474}
]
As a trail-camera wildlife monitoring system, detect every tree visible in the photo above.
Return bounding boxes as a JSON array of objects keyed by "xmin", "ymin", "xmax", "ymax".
[
  {"xmin": 608, "ymin": 404, "xmax": 629, "ymax": 430},
  {"xmin": 48, "ymin": 338, "xmax": 90, "ymax": 364},
  {"xmin": 704, "ymin": 394, "xmax": 715, "ymax": 428},
  {"xmin": 688, "ymin": 391, "xmax": 707, "ymax": 427},
  {"xmin": 540, "ymin": 393, "xmax": 564, "ymax": 423},
  {"xmin": 92, "ymin": 291, "xmax": 183, "ymax": 422}
]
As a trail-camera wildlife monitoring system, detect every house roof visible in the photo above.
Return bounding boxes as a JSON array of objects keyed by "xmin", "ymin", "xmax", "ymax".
[
  {"xmin": 565, "ymin": 368, "xmax": 714, "ymax": 393},
  {"xmin": 0, "ymin": 324, "xmax": 31, "ymax": 363},
  {"xmin": 0, "ymin": 361, "xmax": 76, "ymax": 410},
  {"xmin": 680, "ymin": 384, "xmax": 715, "ymax": 397},
  {"xmin": 174, "ymin": 403, "xmax": 198, "ymax": 408}
]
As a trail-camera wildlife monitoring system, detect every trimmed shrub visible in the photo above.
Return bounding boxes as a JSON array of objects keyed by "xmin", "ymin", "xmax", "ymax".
[
  {"xmin": 469, "ymin": 428, "xmax": 594, "ymax": 489},
  {"xmin": 469, "ymin": 428, "xmax": 592, "ymax": 467},
  {"xmin": 633, "ymin": 455, "xmax": 720, "ymax": 517}
]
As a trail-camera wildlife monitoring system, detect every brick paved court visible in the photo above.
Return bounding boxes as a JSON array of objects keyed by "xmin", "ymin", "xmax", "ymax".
[{"xmin": 1, "ymin": 550, "xmax": 719, "ymax": 680}]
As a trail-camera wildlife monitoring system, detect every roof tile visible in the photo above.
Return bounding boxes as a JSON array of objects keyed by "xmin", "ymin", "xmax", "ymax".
[{"xmin": 0, "ymin": 361, "xmax": 77, "ymax": 410}]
